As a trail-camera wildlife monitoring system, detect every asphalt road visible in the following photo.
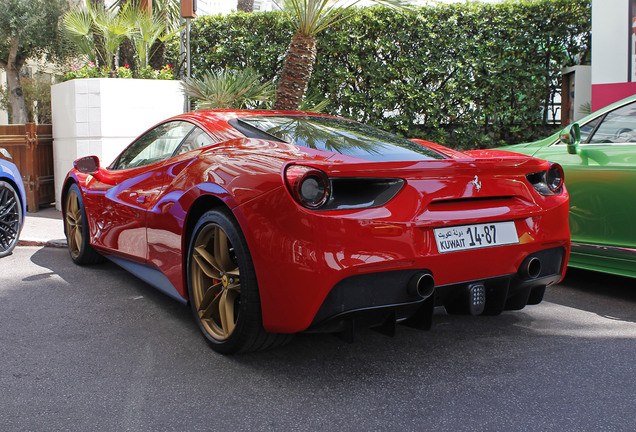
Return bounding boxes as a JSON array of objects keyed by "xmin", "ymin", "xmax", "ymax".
[{"xmin": 1, "ymin": 246, "xmax": 636, "ymax": 431}]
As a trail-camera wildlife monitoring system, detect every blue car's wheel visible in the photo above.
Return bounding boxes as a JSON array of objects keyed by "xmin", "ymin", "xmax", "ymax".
[{"xmin": 0, "ymin": 180, "xmax": 22, "ymax": 258}]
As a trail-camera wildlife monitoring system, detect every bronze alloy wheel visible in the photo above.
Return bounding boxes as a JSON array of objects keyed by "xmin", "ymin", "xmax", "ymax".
[
  {"xmin": 65, "ymin": 187, "xmax": 83, "ymax": 260},
  {"xmin": 188, "ymin": 209, "xmax": 289, "ymax": 354},
  {"xmin": 0, "ymin": 181, "xmax": 22, "ymax": 257},
  {"xmin": 191, "ymin": 223, "xmax": 242, "ymax": 341}
]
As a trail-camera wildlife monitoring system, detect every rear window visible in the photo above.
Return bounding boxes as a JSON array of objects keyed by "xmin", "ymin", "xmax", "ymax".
[{"xmin": 233, "ymin": 115, "xmax": 445, "ymax": 162}]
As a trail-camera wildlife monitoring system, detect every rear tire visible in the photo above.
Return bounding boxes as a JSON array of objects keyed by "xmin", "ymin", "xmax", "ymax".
[{"xmin": 186, "ymin": 208, "xmax": 291, "ymax": 354}]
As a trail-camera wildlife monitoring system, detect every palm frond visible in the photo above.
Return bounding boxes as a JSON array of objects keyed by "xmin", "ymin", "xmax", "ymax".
[
  {"xmin": 183, "ymin": 69, "xmax": 275, "ymax": 110},
  {"xmin": 299, "ymin": 92, "xmax": 330, "ymax": 113},
  {"xmin": 128, "ymin": 9, "xmax": 165, "ymax": 67},
  {"xmin": 91, "ymin": 1, "xmax": 135, "ymax": 65},
  {"xmin": 273, "ymin": 0, "xmax": 412, "ymax": 36},
  {"xmin": 62, "ymin": 9, "xmax": 93, "ymax": 38},
  {"xmin": 62, "ymin": 9, "xmax": 97, "ymax": 60}
]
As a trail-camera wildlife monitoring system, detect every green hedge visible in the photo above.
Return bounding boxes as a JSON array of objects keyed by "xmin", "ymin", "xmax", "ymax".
[{"xmin": 182, "ymin": 0, "xmax": 590, "ymax": 149}]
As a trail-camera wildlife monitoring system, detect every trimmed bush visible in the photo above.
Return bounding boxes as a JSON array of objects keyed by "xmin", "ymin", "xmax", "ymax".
[{"xmin": 180, "ymin": 0, "xmax": 590, "ymax": 149}]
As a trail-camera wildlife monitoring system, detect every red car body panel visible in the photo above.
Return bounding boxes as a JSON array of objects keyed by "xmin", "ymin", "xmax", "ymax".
[{"xmin": 63, "ymin": 110, "xmax": 570, "ymax": 334}]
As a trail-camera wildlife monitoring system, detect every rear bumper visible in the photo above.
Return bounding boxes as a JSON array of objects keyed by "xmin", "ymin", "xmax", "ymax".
[{"xmin": 307, "ymin": 246, "xmax": 565, "ymax": 333}]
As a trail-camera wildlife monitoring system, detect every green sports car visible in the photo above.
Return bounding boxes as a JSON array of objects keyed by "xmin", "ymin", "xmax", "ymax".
[{"xmin": 500, "ymin": 94, "xmax": 636, "ymax": 278}]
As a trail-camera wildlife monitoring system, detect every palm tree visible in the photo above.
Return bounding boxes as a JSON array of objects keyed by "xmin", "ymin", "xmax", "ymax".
[
  {"xmin": 62, "ymin": 1, "xmax": 135, "ymax": 72},
  {"xmin": 272, "ymin": 0, "xmax": 409, "ymax": 111},
  {"xmin": 88, "ymin": 0, "xmax": 108, "ymax": 66},
  {"xmin": 148, "ymin": 0, "xmax": 181, "ymax": 68},
  {"xmin": 110, "ymin": 0, "xmax": 181, "ymax": 69},
  {"xmin": 62, "ymin": 0, "xmax": 180, "ymax": 72},
  {"xmin": 130, "ymin": 8, "xmax": 181, "ymax": 68},
  {"xmin": 62, "ymin": 6, "xmax": 98, "ymax": 64},
  {"xmin": 92, "ymin": 4, "xmax": 136, "ymax": 71}
]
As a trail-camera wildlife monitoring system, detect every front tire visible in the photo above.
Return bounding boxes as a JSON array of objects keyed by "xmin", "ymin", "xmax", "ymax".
[
  {"xmin": 0, "ymin": 180, "xmax": 22, "ymax": 258},
  {"xmin": 187, "ymin": 209, "xmax": 289, "ymax": 354},
  {"xmin": 64, "ymin": 183, "xmax": 103, "ymax": 265}
]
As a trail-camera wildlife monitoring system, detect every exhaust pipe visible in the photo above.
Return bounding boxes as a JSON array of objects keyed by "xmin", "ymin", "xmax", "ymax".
[
  {"xmin": 408, "ymin": 272, "xmax": 435, "ymax": 299},
  {"xmin": 520, "ymin": 257, "xmax": 541, "ymax": 279}
]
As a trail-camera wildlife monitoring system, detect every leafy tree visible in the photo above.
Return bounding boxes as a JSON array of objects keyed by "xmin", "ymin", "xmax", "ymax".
[
  {"xmin": 0, "ymin": 0, "xmax": 69, "ymax": 124},
  {"xmin": 272, "ymin": 0, "xmax": 408, "ymax": 110},
  {"xmin": 0, "ymin": 74, "xmax": 53, "ymax": 124}
]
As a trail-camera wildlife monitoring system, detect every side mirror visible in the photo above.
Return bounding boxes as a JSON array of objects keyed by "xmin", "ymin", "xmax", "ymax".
[
  {"xmin": 0, "ymin": 147, "xmax": 12, "ymax": 160},
  {"xmin": 559, "ymin": 123, "xmax": 581, "ymax": 155},
  {"xmin": 74, "ymin": 155, "xmax": 100, "ymax": 174}
]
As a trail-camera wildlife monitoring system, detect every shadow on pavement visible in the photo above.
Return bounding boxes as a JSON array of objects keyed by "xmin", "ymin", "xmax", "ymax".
[
  {"xmin": 547, "ymin": 267, "xmax": 636, "ymax": 323},
  {"xmin": 28, "ymin": 246, "xmax": 194, "ymax": 330},
  {"xmin": 24, "ymin": 246, "xmax": 636, "ymax": 365}
]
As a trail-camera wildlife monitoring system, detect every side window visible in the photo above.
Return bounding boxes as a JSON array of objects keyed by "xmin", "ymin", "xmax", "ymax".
[
  {"xmin": 579, "ymin": 116, "xmax": 602, "ymax": 143},
  {"xmin": 175, "ymin": 127, "xmax": 215, "ymax": 155},
  {"xmin": 112, "ymin": 121, "xmax": 195, "ymax": 170},
  {"xmin": 588, "ymin": 101, "xmax": 636, "ymax": 144}
]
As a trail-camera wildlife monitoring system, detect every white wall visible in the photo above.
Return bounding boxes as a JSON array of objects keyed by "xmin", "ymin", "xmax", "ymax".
[{"xmin": 51, "ymin": 78, "xmax": 185, "ymax": 209}]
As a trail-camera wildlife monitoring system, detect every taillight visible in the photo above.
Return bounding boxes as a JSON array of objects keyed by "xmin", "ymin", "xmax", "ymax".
[
  {"xmin": 284, "ymin": 164, "xmax": 404, "ymax": 211},
  {"xmin": 526, "ymin": 163, "xmax": 564, "ymax": 196},
  {"xmin": 284, "ymin": 165, "xmax": 331, "ymax": 209},
  {"xmin": 545, "ymin": 163, "xmax": 564, "ymax": 193}
]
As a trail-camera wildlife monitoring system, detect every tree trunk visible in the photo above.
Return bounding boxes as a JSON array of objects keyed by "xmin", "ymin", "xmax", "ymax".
[
  {"xmin": 89, "ymin": 0, "xmax": 108, "ymax": 67},
  {"xmin": 237, "ymin": 0, "xmax": 254, "ymax": 12},
  {"xmin": 273, "ymin": 32, "xmax": 317, "ymax": 111},
  {"xmin": 93, "ymin": 34, "xmax": 108, "ymax": 67},
  {"xmin": 119, "ymin": 38, "xmax": 136, "ymax": 70},
  {"xmin": 149, "ymin": 39, "xmax": 166, "ymax": 70},
  {"xmin": 5, "ymin": 38, "xmax": 27, "ymax": 124}
]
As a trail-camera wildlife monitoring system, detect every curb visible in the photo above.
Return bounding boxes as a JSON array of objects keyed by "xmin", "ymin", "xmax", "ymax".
[{"xmin": 17, "ymin": 239, "xmax": 68, "ymax": 249}]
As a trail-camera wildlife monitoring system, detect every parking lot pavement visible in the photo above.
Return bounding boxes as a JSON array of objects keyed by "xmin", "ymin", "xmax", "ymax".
[{"xmin": 3, "ymin": 246, "xmax": 636, "ymax": 431}]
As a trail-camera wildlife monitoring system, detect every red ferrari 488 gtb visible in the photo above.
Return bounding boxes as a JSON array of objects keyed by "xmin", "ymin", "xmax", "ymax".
[{"xmin": 63, "ymin": 110, "xmax": 570, "ymax": 353}]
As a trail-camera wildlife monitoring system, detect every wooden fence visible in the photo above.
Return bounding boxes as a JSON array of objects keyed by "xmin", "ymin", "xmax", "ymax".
[{"xmin": 0, "ymin": 123, "xmax": 54, "ymax": 212}]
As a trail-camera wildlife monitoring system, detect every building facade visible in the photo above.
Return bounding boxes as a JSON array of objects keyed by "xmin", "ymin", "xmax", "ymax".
[
  {"xmin": 591, "ymin": 0, "xmax": 636, "ymax": 109},
  {"xmin": 197, "ymin": 0, "xmax": 279, "ymax": 15}
]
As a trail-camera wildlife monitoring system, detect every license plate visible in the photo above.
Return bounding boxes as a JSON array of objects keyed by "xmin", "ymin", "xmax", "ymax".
[{"xmin": 434, "ymin": 221, "xmax": 519, "ymax": 253}]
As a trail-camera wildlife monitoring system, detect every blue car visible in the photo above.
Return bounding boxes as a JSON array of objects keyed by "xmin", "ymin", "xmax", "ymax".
[{"xmin": 0, "ymin": 147, "xmax": 26, "ymax": 257}]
